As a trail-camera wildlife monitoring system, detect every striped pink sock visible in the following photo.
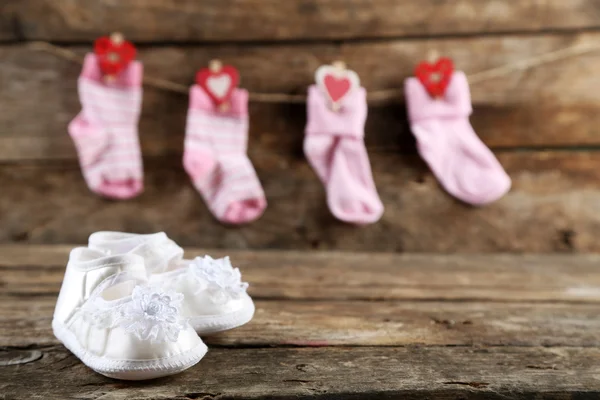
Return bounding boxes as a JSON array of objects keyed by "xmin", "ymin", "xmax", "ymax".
[
  {"xmin": 304, "ymin": 85, "xmax": 384, "ymax": 224},
  {"xmin": 68, "ymin": 53, "xmax": 143, "ymax": 199},
  {"xmin": 184, "ymin": 85, "xmax": 267, "ymax": 224}
]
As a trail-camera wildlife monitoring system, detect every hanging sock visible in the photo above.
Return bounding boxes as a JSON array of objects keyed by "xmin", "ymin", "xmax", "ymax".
[
  {"xmin": 183, "ymin": 85, "xmax": 266, "ymax": 224},
  {"xmin": 68, "ymin": 53, "xmax": 144, "ymax": 199},
  {"xmin": 405, "ymin": 71, "xmax": 511, "ymax": 205},
  {"xmin": 304, "ymin": 85, "xmax": 384, "ymax": 224}
]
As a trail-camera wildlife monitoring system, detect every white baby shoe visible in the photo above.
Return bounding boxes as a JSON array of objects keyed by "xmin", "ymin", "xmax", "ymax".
[
  {"xmin": 52, "ymin": 248, "xmax": 207, "ymax": 380},
  {"xmin": 88, "ymin": 232, "xmax": 255, "ymax": 335}
]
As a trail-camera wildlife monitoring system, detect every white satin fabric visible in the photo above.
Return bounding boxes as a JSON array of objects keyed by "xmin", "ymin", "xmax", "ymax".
[
  {"xmin": 150, "ymin": 264, "xmax": 253, "ymax": 316},
  {"xmin": 52, "ymin": 248, "xmax": 206, "ymax": 380},
  {"xmin": 88, "ymin": 232, "xmax": 255, "ymax": 323}
]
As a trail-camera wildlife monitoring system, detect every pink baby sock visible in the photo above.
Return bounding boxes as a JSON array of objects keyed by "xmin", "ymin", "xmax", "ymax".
[
  {"xmin": 304, "ymin": 85, "xmax": 384, "ymax": 224},
  {"xmin": 405, "ymin": 71, "xmax": 511, "ymax": 205},
  {"xmin": 184, "ymin": 85, "xmax": 267, "ymax": 224},
  {"xmin": 68, "ymin": 53, "xmax": 144, "ymax": 199}
]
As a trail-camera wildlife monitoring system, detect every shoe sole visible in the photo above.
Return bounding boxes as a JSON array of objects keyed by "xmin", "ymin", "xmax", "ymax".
[
  {"xmin": 190, "ymin": 299, "xmax": 255, "ymax": 335},
  {"xmin": 52, "ymin": 320, "xmax": 208, "ymax": 380}
]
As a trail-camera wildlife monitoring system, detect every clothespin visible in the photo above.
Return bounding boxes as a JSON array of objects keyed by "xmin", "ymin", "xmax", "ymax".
[
  {"xmin": 332, "ymin": 60, "xmax": 347, "ymax": 70},
  {"xmin": 209, "ymin": 59, "xmax": 222, "ymax": 72},
  {"xmin": 104, "ymin": 33, "xmax": 124, "ymax": 83},
  {"xmin": 415, "ymin": 49, "xmax": 454, "ymax": 99},
  {"xmin": 210, "ymin": 60, "xmax": 229, "ymax": 112},
  {"xmin": 94, "ymin": 32, "xmax": 136, "ymax": 83},
  {"xmin": 427, "ymin": 49, "xmax": 440, "ymax": 63},
  {"xmin": 426, "ymin": 50, "xmax": 442, "ymax": 89},
  {"xmin": 315, "ymin": 60, "xmax": 360, "ymax": 112},
  {"xmin": 330, "ymin": 61, "xmax": 346, "ymax": 112},
  {"xmin": 110, "ymin": 32, "xmax": 124, "ymax": 46},
  {"xmin": 195, "ymin": 59, "xmax": 240, "ymax": 112}
]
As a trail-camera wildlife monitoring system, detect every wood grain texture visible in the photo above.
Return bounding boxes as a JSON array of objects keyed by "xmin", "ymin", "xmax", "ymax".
[
  {"xmin": 2, "ymin": 247, "xmax": 599, "ymax": 397},
  {"xmin": 3, "ymin": 33, "xmax": 600, "ymax": 162},
  {"xmin": 3, "ymin": 0, "xmax": 600, "ymax": 42},
  {"xmin": 4, "ymin": 296, "xmax": 600, "ymax": 347},
  {"xmin": 3, "ymin": 0, "xmax": 600, "ymax": 396},
  {"xmin": 3, "ymin": 246, "xmax": 600, "ymax": 302},
  {"xmin": 3, "ymin": 248, "xmax": 600, "ymax": 348},
  {"xmin": 2, "ymin": 346, "xmax": 599, "ymax": 399},
  {"xmin": 1, "ymin": 151, "xmax": 600, "ymax": 252}
]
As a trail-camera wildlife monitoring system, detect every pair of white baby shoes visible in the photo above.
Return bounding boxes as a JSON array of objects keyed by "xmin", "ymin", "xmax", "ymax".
[{"xmin": 52, "ymin": 231, "xmax": 254, "ymax": 380}]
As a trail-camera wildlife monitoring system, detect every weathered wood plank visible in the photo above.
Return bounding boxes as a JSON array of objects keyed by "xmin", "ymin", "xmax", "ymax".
[
  {"xmin": 3, "ymin": 248, "xmax": 600, "ymax": 347},
  {"xmin": 3, "ymin": 33, "xmax": 600, "ymax": 162},
  {"xmin": 3, "ymin": 0, "xmax": 600, "ymax": 42},
  {"xmin": 2, "ymin": 346, "xmax": 599, "ymax": 399},
  {"xmin": 1, "ymin": 151, "xmax": 600, "ymax": 252},
  {"xmin": 2, "ymin": 247, "xmax": 600, "ymax": 303},
  {"xmin": 3, "ymin": 296, "xmax": 600, "ymax": 347}
]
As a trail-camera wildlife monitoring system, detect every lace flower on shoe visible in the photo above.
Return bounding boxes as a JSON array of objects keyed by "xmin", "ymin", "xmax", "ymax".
[
  {"xmin": 189, "ymin": 256, "xmax": 249, "ymax": 304},
  {"xmin": 117, "ymin": 286, "xmax": 186, "ymax": 343}
]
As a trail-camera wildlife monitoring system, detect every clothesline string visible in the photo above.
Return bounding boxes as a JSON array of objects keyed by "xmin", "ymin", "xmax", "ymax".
[{"xmin": 27, "ymin": 40, "xmax": 600, "ymax": 104}]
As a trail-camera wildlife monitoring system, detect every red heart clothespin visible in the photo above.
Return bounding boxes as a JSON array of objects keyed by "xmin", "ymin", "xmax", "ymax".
[
  {"xmin": 196, "ymin": 60, "xmax": 239, "ymax": 112},
  {"xmin": 315, "ymin": 61, "xmax": 360, "ymax": 112},
  {"xmin": 415, "ymin": 57, "xmax": 454, "ymax": 98},
  {"xmin": 94, "ymin": 33, "xmax": 136, "ymax": 81}
]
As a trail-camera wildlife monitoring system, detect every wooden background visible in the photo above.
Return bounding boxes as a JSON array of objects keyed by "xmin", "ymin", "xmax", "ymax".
[
  {"xmin": 2, "ymin": 0, "xmax": 600, "ymax": 251},
  {"xmin": 4, "ymin": 247, "xmax": 600, "ymax": 398}
]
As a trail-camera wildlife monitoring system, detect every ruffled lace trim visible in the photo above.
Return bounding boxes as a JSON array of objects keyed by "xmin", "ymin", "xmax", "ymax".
[
  {"xmin": 81, "ymin": 273, "xmax": 187, "ymax": 343},
  {"xmin": 188, "ymin": 255, "xmax": 249, "ymax": 305}
]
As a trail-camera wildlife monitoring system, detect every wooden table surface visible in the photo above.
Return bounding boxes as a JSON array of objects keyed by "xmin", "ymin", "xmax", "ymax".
[{"xmin": 1, "ymin": 245, "xmax": 600, "ymax": 399}]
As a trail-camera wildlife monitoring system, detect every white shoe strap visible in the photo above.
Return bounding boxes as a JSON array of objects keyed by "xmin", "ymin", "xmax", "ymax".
[{"xmin": 89, "ymin": 231, "xmax": 184, "ymax": 275}]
